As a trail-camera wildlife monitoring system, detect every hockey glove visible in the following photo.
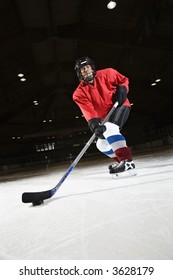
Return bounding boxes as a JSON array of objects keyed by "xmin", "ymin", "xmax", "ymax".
[
  {"xmin": 88, "ymin": 118, "xmax": 106, "ymax": 139},
  {"xmin": 112, "ymin": 85, "xmax": 127, "ymax": 106}
]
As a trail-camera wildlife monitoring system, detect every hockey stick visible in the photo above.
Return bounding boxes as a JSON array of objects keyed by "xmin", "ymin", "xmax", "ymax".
[{"xmin": 22, "ymin": 102, "xmax": 119, "ymax": 204}]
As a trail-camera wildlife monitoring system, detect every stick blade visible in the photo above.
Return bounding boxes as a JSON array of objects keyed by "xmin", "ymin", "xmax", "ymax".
[{"xmin": 22, "ymin": 190, "xmax": 52, "ymax": 203}]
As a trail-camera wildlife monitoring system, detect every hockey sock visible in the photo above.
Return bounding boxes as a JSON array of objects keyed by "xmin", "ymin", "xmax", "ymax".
[{"xmin": 115, "ymin": 147, "xmax": 132, "ymax": 162}]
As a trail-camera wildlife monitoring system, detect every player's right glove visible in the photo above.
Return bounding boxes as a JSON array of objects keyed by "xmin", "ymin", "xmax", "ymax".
[{"xmin": 88, "ymin": 118, "xmax": 106, "ymax": 139}]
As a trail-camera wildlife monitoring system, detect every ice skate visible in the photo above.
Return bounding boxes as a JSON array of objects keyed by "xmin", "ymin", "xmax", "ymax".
[{"xmin": 109, "ymin": 159, "xmax": 136, "ymax": 178}]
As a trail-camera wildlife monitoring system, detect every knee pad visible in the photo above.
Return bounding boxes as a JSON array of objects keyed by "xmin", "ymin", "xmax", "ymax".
[
  {"xmin": 96, "ymin": 138, "xmax": 115, "ymax": 158},
  {"xmin": 103, "ymin": 122, "xmax": 120, "ymax": 138},
  {"xmin": 103, "ymin": 122, "xmax": 127, "ymax": 150}
]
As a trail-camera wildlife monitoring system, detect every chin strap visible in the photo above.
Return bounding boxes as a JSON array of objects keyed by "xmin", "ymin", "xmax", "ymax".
[
  {"xmin": 84, "ymin": 77, "xmax": 94, "ymax": 82},
  {"xmin": 81, "ymin": 68, "xmax": 96, "ymax": 82}
]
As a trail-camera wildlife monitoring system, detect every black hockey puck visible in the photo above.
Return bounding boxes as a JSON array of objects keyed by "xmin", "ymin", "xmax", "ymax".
[{"xmin": 32, "ymin": 200, "xmax": 44, "ymax": 206}]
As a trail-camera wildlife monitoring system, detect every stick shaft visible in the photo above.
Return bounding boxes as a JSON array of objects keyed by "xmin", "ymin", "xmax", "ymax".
[
  {"xmin": 22, "ymin": 102, "xmax": 118, "ymax": 203},
  {"xmin": 52, "ymin": 102, "xmax": 119, "ymax": 194}
]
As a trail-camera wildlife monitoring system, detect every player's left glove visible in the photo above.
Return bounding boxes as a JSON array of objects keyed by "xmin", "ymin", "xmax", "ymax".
[{"xmin": 112, "ymin": 85, "xmax": 127, "ymax": 106}]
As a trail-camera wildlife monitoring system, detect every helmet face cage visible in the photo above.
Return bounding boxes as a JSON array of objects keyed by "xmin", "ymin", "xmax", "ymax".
[{"xmin": 75, "ymin": 57, "xmax": 96, "ymax": 81}]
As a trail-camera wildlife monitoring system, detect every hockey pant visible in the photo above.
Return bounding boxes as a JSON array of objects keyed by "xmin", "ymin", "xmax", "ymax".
[{"xmin": 96, "ymin": 122, "xmax": 132, "ymax": 162}]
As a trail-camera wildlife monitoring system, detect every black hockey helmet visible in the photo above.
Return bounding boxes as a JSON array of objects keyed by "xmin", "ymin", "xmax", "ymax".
[{"xmin": 74, "ymin": 56, "xmax": 96, "ymax": 81}]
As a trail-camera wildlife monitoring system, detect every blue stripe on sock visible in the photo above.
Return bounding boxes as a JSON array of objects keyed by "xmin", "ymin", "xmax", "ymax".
[
  {"xmin": 104, "ymin": 149, "xmax": 114, "ymax": 156},
  {"xmin": 107, "ymin": 135, "xmax": 125, "ymax": 145}
]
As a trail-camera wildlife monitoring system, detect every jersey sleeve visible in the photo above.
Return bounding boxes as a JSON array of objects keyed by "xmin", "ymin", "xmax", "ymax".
[
  {"xmin": 73, "ymin": 90, "xmax": 99, "ymax": 121},
  {"xmin": 106, "ymin": 68, "xmax": 129, "ymax": 92}
]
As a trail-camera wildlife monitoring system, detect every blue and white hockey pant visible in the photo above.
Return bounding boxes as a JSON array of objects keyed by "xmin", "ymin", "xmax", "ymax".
[{"xmin": 96, "ymin": 122, "xmax": 131, "ymax": 162}]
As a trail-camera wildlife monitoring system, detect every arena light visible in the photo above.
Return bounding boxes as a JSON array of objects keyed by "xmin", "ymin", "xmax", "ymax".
[
  {"xmin": 107, "ymin": 1, "xmax": 117, "ymax": 9},
  {"xmin": 20, "ymin": 77, "xmax": 26, "ymax": 82},
  {"xmin": 18, "ymin": 73, "xmax": 24, "ymax": 77},
  {"xmin": 155, "ymin": 78, "xmax": 161, "ymax": 83},
  {"xmin": 151, "ymin": 82, "xmax": 156, "ymax": 86}
]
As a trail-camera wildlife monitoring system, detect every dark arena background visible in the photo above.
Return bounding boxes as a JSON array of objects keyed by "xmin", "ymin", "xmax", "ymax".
[{"xmin": 0, "ymin": 0, "xmax": 173, "ymax": 172}]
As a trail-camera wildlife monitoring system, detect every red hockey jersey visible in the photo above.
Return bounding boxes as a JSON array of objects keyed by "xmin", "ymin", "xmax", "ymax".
[{"xmin": 73, "ymin": 68, "xmax": 130, "ymax": 121}]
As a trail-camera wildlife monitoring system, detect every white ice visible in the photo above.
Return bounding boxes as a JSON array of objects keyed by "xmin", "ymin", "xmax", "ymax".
[{"xmin": 0, "ymin": 147, "xmax": 173, "ymax": 260}]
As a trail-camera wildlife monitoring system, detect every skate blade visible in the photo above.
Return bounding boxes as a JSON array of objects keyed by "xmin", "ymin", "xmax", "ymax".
[{"xmin": 112, "ymin": 169, "xmax": 137, "ymax": 179}]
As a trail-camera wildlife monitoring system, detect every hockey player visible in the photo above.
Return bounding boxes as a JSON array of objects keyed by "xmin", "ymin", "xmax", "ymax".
[{"xmin": 73, "ymin": 56, "xmax": 135, "ymax": 175}]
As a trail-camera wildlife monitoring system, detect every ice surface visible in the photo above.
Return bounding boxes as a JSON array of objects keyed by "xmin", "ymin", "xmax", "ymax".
[{"xmin": 0, "ymin": 147, "xmax": 173, "ymax": 260}]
